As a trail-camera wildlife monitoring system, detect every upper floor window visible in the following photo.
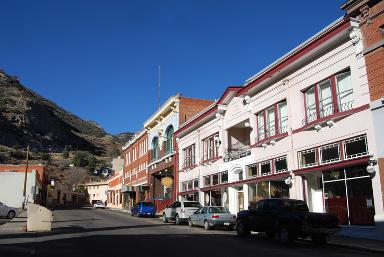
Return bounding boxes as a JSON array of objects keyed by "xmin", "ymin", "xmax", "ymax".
[
  {"xmin": 165, "ymin": 125, "xmax": 174, "ymax": 154},
  {"xmin": 183, "ymin": 144, "xmax": 196, "ymax": 169},
  {"xmin": 203, "ymin": 133, "xmax": 219, "ymax": 161},
  {"xmin": 303, "ymin": 70, "xmax": 353, "ymax": 125},
  {"xmin": 151, "ymin": 137, "xmax": 159, "ymax": 161},
  {"xmin": 256, "ymin": 100, "xmax": 288, "ymax": 142}
]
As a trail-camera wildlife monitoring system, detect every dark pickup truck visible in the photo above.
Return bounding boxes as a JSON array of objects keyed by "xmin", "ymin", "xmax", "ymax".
[{"xmin": 236, "ymin": 198, "xmax": 340, "ymax": 244}]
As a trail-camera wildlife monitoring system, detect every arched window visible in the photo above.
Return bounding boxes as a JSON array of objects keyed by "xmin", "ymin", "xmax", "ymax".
[
  {"xmin": 152, "ymin": 137, "xmax": 159, "ymax": 160},
  {"xmin": 165, "ymin": 125, "xmax": 174, "ymax": 154}
]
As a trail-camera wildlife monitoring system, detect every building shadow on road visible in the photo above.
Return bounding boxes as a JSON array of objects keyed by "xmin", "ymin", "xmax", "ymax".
[{"xmin": 0, "ymin": 233, "xmax": 378, "ymax": 257}]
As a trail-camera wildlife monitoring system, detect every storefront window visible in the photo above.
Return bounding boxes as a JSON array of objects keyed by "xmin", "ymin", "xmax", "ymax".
[
  {"xmin": 247, "ymin": 164, "xmax": 258, "ymax": 178},
  {"xmin": 344, "ymin": 135, "xmax": 368, "ymax": 159},
  {"xmin": 299, "ymin": 149, "xmax": 317, "ymax": 168},
  {"xmin": 274, "ymin": 157, "xmax": 287, "ymax": 173},
  {"xmin": 248, "ymin": 181, "xmax": 288, "ymax": 207},
  {"xmin": 220, "ymin": 171, "xmax": 228, "ymax": 183},
  {"xmin": 320, "ymin": 143, "xmax": 340, "ymax": 164},
  {"xmin": 203, "ymin": 176, "xmax": 211, "ymax": 187},
  {"xmin": 261, "ymin": 161, "xmax": 272, "ymax": 176},
  {"xmin": 193, "ymin": 179, "xmax": 199, "ymax": 189},
  {"xmin": 270, "ymin": 181, "xmax": 289, "ymax": 198},
  {"xmin": 323, "ymin": 165, "xmax": 374, "ymax": 226},
  {"xmin": 212, "ymin": 174, "xmax": 219, "ymax": 185}
]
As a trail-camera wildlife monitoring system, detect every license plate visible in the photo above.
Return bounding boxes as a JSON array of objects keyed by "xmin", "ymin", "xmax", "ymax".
[{"xmin": 224, "ymin": 223, "xmax": 230, "ymax": 226}]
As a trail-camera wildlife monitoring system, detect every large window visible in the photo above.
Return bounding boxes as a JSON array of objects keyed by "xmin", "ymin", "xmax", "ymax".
[
  {"xmin": 260, "ymin": 161, "xmax": 272, "ymax": 176},
  {"xmin": 248, "ymin": 156, "xmax": 287, "ymax": 178},
  {"xmin": 298, "ymin": 135, "xmax": 368, "ymax": 169},
  {"xmin": 256, "ymin": 100, "xmax": 288, "ymax": 142},
  {"xmin": 180, "ymin": 178, "xmax": 199, "ymax": 192},
  {"xmin": 248, "ymin": 181, "xmax": 289, "ymax": 206},
  {"xmin": 165, "ymin": 125, "xmax": 174, "ymax": 154},
  {"xmin": 183, "ymin": 144, "xmax": 196, "ymax": 169},
  {"xmin": 151, "ymin": 137, "xmax": 159, "ymax": 161},
  {"xmin": 203, "ymin": 133, "xmax": 219, "ymax": 161},
  {"xmin": 202, "ymin": 171, "xmax": 228, "ymax": 188},
  {"xmin": 303, "ymin": 70, "xmax": 353, "ymax": 125}
]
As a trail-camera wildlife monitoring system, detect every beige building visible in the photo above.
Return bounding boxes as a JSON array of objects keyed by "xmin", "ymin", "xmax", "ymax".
[{"xmin": 84, "ymin": 181, "xmax": 108, "ymax": 204}]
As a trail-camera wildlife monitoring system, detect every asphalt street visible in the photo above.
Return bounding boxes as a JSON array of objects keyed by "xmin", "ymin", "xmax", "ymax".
[{"xmin": 0, "ymin": 208, "xmax": 381, "ymax": 257}]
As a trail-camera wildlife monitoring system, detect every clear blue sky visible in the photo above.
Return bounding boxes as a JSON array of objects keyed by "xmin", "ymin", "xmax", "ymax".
[{"xmin": 0, "ymin": 0, "xmax": 345, "ymax": 134}]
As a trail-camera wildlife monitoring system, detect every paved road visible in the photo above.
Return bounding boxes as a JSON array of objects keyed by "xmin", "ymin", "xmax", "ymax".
[
  {"xmin": 0, "ymin": 208, "xmax": 381, "ymax": 257},
  {"xmin": 0, "ymin": 219, "xmax": 10, "ymax": 225}
]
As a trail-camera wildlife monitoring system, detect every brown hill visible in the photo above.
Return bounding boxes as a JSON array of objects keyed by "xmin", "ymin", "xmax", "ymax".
[{"xmin": 0, "ymin": 70, "xmax": 132, "ymax": 156}]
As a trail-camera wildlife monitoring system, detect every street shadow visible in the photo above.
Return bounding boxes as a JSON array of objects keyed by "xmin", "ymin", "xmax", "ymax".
[
  {"xmin": 0, "ymin": 233, "xmax": 379, "ymax": 257},
  {"xmin": 0, "ymin": 223, "xmax": 170, "ymax": 240},
  {"xmin": 52, "ymin": 219, "xmax": 101, "ymax": 223}
]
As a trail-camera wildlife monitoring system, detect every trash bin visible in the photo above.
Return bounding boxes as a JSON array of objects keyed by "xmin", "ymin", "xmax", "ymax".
[{"xmin": 27, "ymin": 203, "xmax": 53, "ymax": 232}]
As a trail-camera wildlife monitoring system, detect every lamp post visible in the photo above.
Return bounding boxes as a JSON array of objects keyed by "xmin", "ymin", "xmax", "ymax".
[{"xmin": 22, "ymin": 145, "xmax": 30, "ymax": 210}]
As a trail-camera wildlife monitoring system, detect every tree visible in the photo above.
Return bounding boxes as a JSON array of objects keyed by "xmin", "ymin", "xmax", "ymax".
[
  {"xmin": 62, "ymin": 146, "xmax": 70, "ymax": 159},
  {"xmin": 73, "ymin": 151, "xmax": 89, "ymax": 167}
]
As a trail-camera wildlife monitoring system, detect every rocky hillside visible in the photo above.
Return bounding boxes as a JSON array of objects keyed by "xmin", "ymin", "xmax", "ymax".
[{"xmin": 0, "ymin": 70, "xmax": 132, "ymax": 156}]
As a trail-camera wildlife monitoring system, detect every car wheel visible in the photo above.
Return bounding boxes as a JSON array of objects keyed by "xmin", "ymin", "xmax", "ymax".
[
  {"xmin": 311, "ymin": 234, "xmax": 327, "ymax": 245},
  {"xmin": 278, "ymin": 227, "xmax": 296, "ymax": 244},
  {"xmin": 204, "ymin": 220, "xmax": 210, "ymax": 230},
  {"xmin": 226, "ymin": 225, "xmax": 234, "ymax": 231},
  {"xmin": 7, "ymin": 210, "xmax": 15, "ymax": 219},
  {"xmin": 162, "ymin": 213, "xmax": 168, "ymax": 223},
  {"xmin": 175, "ymin": 215, "xmax": 181, "ymax": 225},
  {"xmin": 188, "ymin": 219, "xmax": 193, "ymax": 227},
  {"xmin": 236, "ymin": 221, "xmax": 250, "ymax": 237}
]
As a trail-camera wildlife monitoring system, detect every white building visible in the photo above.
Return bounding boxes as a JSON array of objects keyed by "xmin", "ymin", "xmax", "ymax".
[
  {"xmin": 84, "ymin": 181, "xmax": 108, "ymax": 204},
  {"xmin": 176, "ymin": 17, "xmax": 383, "ymax": 229}
]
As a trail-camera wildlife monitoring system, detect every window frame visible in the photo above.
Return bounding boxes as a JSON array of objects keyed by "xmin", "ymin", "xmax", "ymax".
[
  {"xmin": 183, "ymin": 144, "xmax": 196, "ymax": 169},
  {"xmin": 256, "ymin": 100, "xmax": 288, "ymax": 142},
  {"xmin": 202, "ymin": 133, "xmax": 220, "ymax": 161}
]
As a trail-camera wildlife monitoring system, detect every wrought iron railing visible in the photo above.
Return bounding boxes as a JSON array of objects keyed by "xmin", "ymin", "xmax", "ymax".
[
  {"xmin": 302, "ymin": 101, "xmax": 354, "ymax": 126},
  {"xmin": 224, "ymin": 142, "xmax": 251, "ymax": 162}
]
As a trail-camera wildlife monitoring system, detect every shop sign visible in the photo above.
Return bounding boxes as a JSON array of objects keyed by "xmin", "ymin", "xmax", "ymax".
[{"xmin": 161, "ymin": 177, "xmax": 173, "ymax": 187}]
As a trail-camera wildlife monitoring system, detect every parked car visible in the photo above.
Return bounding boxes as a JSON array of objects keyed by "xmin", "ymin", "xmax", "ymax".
[
  {"xmin": 236, "ymin": 198, "xmax": 340, "ymax": 244},
  {"xmin": 131, "ymin": 202, "xmax": 156, "ymax": 217},
  {"xmin": 162, "ymin": 201, "xmax": 202, "ymax": 225},
  {"xmin": 188, "ymin": 206, "xmax": 236, "ymax": 230},
  {"xmin": 93, "ymin": 201, "xmax": 106, "ymax": 209},
  {"xmin": 0, "ymin": 202, "xmax": 18, "ymax": 219}
]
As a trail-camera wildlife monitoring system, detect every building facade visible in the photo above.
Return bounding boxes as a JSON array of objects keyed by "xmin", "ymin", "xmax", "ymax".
[
  {"xmin": 107, "ymin": 157, "xmax": 124, "ymax": 209},
  {"xmin": 122, "ymin": 129, "xmax": 149, "ymax": 208},
  {"xmin": 0, "ymin": 164, "xmax": 48, "ymax": 208},
  {"xmin": 145, "ymin": 94, "xmax": 213, "ymax": 212},
  {"xmin": 175, "ymin": 17, "xmax": 384, "ymax": 230},
  {"xmin": 84, "ymin": 181, "xmax": 108, "ymax": 204}
]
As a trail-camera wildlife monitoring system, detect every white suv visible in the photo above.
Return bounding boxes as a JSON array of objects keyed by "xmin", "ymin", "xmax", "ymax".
[{"xmin": 162, "ymin": 201, "xmax": 202, "ymax": 225}]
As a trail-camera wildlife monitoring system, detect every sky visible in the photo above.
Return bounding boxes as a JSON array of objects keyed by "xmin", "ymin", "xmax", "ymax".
[{"xmin": 0, "ymin": 0, "xmax": 346, "ymax": 135}]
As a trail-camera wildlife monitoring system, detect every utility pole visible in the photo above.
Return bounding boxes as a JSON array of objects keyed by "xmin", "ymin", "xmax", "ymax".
[
  {"xmin": 158, "ymin": 65, "xmax": 161, "ymax": 110},
  {"xmin": 22, "ymin": 145, "xmax": 30, "ymax": 210}
]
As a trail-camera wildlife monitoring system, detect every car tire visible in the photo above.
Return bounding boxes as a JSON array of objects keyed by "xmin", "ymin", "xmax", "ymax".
[
  {"xmin": 236, "ymin": 221, "xmax": 250, "ymax": 237},
  {"xmin": 311, "ymin": 234, "xmax": 327, "ymax": 245},
  {"xmin": 188, "ymin": 219, "xmax": 193, "ymax": 227},
  {"xmin": 204, "ymin": 220, "xmax": 210, "ymax": 230},
  {"xmin": 226, "ymin": 225, "xmax": 234, "ymax": 231},
  {"xmin": 162, "ymin": 213, "xmax": 168, "ymax": 223},
  {"xmin": 175, "ymin": 215, "xmax": 181, "ymax": 225},
  {"xmin": 7, "ymin": 210, "xmax": 15, "ymax": 219},
  {"xmin": 278, "ymin": 227, "xmax": 296, "ymax": 244}
]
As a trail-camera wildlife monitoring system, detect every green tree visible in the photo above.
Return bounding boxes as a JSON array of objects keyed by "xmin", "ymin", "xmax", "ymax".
[
  {"xmin": 73, "ymin": 151, "xmax": 89, "ymax": 167},
  {"xmin": 62, "ymin": 146, "xmax": 70, "ymax": 159},
  {"xmin": 86, "ymin": 154, "xmax": 97, "ymax": 171}
]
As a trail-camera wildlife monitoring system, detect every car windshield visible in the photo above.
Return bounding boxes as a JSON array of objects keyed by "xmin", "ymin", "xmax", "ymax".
[
  {"xmin": 208, "ymin": 207, "xmax": 229, "ymax": 213},
  {"xmin": 142, "ymin": 202, "xmax": 154, "ymax": 206},
  {"xmin": 281, "ymin": 200, "xmax": 309, "ymax": 212},
  {"xmin": 183, "ymin": 202, "xmax": 201, "ymax": 208}
]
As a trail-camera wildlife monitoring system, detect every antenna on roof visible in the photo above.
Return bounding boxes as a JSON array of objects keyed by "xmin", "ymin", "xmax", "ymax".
[{"xmin": 157, "ymin": 65, "xmax": 161, "ymax": 110}]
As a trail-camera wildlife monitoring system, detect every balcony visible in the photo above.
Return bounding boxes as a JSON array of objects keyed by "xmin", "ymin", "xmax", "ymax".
[
  {"xmin": 302, "ymin": 101, "xmax": 354, "ymax": 126},
  {"xmin": 224, "ymin": 142, "xmax": 251, "ymax": 162},
  {"xmin": 224, "ymin": 121, "xmax": 251, "ymax": 162}
]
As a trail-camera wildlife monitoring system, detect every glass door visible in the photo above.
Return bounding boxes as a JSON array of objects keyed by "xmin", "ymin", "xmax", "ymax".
[{"xmin": 237, "ymin": 191, "xmax": 244, "ymax": 212}]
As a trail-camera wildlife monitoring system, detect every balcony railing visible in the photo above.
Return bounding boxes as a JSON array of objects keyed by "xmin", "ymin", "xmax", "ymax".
[
  {"xmin": 224, "ymin": 142, "xmax": 251, "ymax": 162},
  {"xmin": 302, "ymin": 101, "xmax": 354, "ymax": 126}
]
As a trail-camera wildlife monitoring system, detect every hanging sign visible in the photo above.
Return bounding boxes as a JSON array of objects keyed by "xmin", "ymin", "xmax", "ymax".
[{"xmin": 161, "ymin": 177, "xmax": 174, "ymax": 187}]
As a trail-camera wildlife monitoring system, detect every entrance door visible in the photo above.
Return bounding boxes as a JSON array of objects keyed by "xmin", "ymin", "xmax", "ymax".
[{"xmin": 237, "ymin": 191, "xmax": 244, "ymax": 212}]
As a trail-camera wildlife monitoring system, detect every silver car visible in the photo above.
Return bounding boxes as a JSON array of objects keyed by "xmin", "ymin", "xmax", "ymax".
[
  {"xmin": 0, "ymin": 202, "xmax": 18, "ymax": 219},
  {"xmin": 188, "ymin": 206, "xmax": 236, "ymax": 230}
]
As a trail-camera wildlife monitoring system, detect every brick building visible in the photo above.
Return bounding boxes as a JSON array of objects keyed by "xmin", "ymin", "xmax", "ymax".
[
  {"xmin": 342, "ymin": 0, "xmax": 384, "ymax": 221},
  {"xmin": 144, "ymin": 94, "xmax": 213, "ymax": 212},
  {"xmin": 122, "ymin": 129, "xmax": 149, "ymax": 208}
]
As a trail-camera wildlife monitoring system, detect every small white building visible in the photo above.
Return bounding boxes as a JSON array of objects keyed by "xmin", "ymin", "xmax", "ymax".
[{"xmin": 84, "ymin": 181, "xmax": 108, "ymax": 204}]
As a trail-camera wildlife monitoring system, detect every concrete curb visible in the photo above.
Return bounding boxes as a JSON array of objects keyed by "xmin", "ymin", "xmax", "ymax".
[{"xmin": 326, "ymin": 241, "xmax": 384, "ymax": 254}]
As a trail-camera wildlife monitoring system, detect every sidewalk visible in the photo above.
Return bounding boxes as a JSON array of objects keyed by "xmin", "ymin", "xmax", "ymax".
[{"xmin": 0, "ymin": 211, "xmax": 27, "ymax": 234}]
